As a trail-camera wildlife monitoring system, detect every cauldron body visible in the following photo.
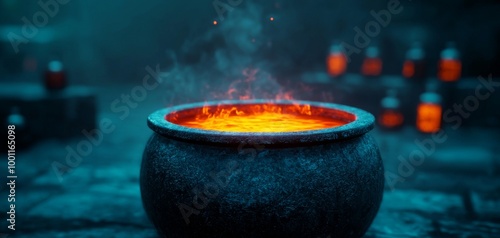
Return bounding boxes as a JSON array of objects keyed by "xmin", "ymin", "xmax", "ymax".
[{"xmin": 141, "ymin": 100, "xmax": 384, "ymax": 238}]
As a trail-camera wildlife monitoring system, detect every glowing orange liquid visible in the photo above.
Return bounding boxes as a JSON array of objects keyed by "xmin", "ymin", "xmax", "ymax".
[
  {"xmin": 378, "ymin": 110, "xmax": 404, "ymax": 129},
  {"xmin": 327, "ymin": 53, "xmax": 347, "ymax": 76},
  {"xmin": 416, "ymin": 103, "xmax": 442, "ymax": 133},
  {"xmin": 438, "ymin": 59, "xmax": 461, "ymax": 82},
  {"xmin": 179, "ymin": 112, "xmax": 345, "ymax": 132}
]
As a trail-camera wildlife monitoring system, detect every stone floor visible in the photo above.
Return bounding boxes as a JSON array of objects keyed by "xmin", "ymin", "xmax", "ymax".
[{"xmin": 1, "ymin": 84, "xmax": 499, "ymax": 237}]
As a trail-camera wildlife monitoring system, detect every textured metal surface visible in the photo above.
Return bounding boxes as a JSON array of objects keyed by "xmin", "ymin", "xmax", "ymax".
[
  {"xmin": 141, "ymin": 100, "xmax": 384, "ymax": 237},
  {"xmin": 147, "ymin": 100, "xmax": 375, "ymax": 146}
]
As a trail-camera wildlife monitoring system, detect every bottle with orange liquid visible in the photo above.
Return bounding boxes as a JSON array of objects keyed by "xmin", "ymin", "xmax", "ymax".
[
  {"xmin": 326, "ymin": 44, "xmax": 347, "ymax": 77},
  {"xmin": 378, "ymin": 89, "xmax": 404, "ymax": 130},
  {"xmin": 416, "ymin": 91, "xmax": 442, "ymax": 133},
  {"xmin": 44, "ymin": 60, "xmax": 67, "ymax": 91},
  {"xmin": 362, "ymin": 46, "xmax": 383, "ymax": 77},
  {"xmin": 402, "ymin": 43, "xmax": 426, "ymax": 80},
  {"xmin": 438, "ymin": 42, "xmax": 461, "ymax": 82}
]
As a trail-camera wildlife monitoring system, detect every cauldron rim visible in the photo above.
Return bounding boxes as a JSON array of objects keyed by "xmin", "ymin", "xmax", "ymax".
[{"xmin": 147, "ymin": 100, "xmax": 374, "ymax": 145}]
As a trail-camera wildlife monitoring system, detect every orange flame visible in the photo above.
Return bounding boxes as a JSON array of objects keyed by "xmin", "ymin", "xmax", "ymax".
[
  {"xmin": 170, "ymin": 68, "xmax": 344, "ymax": 132},
  {"xmin": 169, "ymin": 103, "xmax": 350, "ymax": 133},
  {"xmin": 219, "ymin": 68, "xmax": 297, "ymax": 101}
]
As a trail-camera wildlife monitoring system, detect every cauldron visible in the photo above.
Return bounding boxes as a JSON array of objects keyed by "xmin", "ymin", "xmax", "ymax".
[{"xmin": 141, "ymin": 100, "xmax": 384, "ymax": 238}]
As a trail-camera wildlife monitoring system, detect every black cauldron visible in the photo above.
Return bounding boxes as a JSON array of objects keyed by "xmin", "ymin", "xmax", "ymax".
[{"xmin": 141, "ymin": 100, "xmax": 384, "ymax": 238}]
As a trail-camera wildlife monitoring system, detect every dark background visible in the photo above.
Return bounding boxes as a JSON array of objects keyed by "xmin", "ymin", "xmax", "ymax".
[
  {"xmin": 1, "ymin": 0, "xmax": 500, "ymax": 237},
  {"xmin": 1, "ymin": 0, "xmax": 499, "ymax": 83}
]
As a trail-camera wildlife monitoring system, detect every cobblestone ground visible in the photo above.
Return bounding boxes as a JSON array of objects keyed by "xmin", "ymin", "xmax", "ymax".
[{"xmin": 1, "ymin": 86, "xmax": 499, "ymax": 237}]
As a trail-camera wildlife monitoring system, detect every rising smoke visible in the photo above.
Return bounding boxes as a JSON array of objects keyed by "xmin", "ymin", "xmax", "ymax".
[{"xmin": 160, "ymin": 2, "xmax": 289, "ymax": 105}]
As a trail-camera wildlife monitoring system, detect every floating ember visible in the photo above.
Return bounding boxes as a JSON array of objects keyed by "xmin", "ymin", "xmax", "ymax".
[{"xmin": 166, "ymin": 102, "xmax": 354, "ymax": 133}]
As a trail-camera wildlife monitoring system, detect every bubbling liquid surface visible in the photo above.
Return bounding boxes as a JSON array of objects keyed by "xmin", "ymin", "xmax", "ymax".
[
  {"xmin": 179, "ymin": 112, "xmax": 346, "ymax": 132},
  {"xmin": 168, "ymin": 104, "xmax": 351, "ymax": 133}
]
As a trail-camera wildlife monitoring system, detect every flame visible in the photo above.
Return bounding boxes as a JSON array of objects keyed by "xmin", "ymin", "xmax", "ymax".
[
  {"xmin": 168, "ymin": 67, "xmax": 346, "ymax": 132},
  {"xmin": 218, "ymin": 68, "xmax": 298, "ymax": 101},
  {"xmin": 169, "ymin": 103, "xmax": 349, "ymax": 133}
]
